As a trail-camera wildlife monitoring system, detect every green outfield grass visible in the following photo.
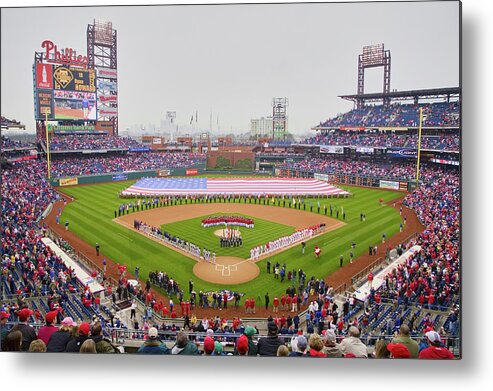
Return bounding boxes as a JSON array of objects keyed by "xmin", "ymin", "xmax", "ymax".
[
  {"xmin": 59, "ymin": 180, "xmax": 403, "ymax": 301},
  {"xmin": 162, "ymin": 214, "xmax": 294, "ymax": 258}
]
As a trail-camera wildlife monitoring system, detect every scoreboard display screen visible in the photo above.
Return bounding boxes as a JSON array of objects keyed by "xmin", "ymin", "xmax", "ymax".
[
  {"xmin": 34, "ymin": 64, "xmax": 97, "ymax": 120},
  {"xmin": 53, "ymin": 66, "xmax": 96, "ymax": 92}
]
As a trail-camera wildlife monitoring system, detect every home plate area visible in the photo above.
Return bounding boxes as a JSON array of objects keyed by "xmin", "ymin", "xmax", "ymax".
[
  {"xmin": 193, "ymin": 256, "xmax": 259, "ymax": 285},
  {"xmin": 215, "ymin": 263, "xmax": 238, "ymax": 276}
]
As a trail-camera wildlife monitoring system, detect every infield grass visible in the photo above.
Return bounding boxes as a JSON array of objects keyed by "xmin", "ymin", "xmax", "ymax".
[
  {"xmin": 162, "ymin": 214, "xmax": 294, "ymax": 258},
  {"xmin": 59, "ymin": 180, "xmax": 403, "ymax": 300}
]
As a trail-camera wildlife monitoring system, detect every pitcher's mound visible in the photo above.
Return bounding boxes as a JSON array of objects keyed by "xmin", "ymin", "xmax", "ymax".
[{"xmin": 193, "ymin": 256, "xmax": 259, "ymax": 285}]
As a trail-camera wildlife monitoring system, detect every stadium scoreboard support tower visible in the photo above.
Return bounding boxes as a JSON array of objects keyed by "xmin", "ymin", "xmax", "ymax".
[
  {"xmin": 272, "ymin": 97, "xmax": 288, "ymax": 141},
  {"xmin": 357, "ymin": 44, "xmax": 391, "ymax": 109},
  {"xmin": 87, "ymin": 20, "xmax": 119, "ymax": 134}
]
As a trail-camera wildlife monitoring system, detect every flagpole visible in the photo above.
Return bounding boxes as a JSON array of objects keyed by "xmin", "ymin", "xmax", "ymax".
[
  {"xmin": 416, "ymin": 107, "xmax": 423, "ymax": 184},
  {"xmin": 45, "ymin": 111, "xmax": 51, "ymax": 180}
]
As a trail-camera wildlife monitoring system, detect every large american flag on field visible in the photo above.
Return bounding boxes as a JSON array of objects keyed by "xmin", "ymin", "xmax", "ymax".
[{"xmin": 121, "ymin": 177, "xmax": 348, "ymax": 196}]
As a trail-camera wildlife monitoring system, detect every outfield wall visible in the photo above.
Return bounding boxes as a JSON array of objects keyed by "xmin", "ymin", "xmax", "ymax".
[
  {"xmin": 51, "ymin": 165, "xmax": 206, "ymax": 187},
  {"xmin": 275, "ymin": 168, "xmax": 417, "ymax": 191}
]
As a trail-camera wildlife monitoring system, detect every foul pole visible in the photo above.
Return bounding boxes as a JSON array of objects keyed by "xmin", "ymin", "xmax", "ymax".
[
  {"xmin": 45, "ymin": 111, "xmax": 51, "ymax": 180},
  {"xmin": 415, "ymin": 107, "xmax": 423, "ymax": 183}
]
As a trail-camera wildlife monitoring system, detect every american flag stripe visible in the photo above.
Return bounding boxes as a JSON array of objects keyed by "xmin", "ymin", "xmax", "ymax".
[{"xmin": 121, "ymin": 178, "xmax": 348, "ymax": 196}]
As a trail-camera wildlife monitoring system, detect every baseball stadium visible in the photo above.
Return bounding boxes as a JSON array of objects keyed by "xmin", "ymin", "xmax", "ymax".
[{"xmin": 1, "ymin": 12, "xmax": 460, "ymax": 359}]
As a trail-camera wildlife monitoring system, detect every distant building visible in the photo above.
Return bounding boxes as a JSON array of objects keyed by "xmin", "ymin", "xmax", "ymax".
[
  {"xmin": 250, "ymin": 116, "xmax": 273, "ymax": 138},
  {"xmin": 250, "ymin": 116, "xmax": 288, "ymax": 139}
]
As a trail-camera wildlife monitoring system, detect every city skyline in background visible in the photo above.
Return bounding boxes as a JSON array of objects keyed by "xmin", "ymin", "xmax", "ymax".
[{"xmin": 1, "ymin": 2, "xmax": 459, "ymax": 137}]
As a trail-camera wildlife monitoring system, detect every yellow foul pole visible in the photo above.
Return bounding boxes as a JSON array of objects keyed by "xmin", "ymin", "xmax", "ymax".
[
  {"xmin": 45, "ymin": 111, "xmax": 51, "ymax": 180},
  {"xmin": 415, "ymin": 107, "xmax": 423, "ymax": 183}
]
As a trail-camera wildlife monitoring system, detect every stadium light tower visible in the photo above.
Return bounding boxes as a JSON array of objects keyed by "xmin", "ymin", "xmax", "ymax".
[
  {"xmin": 272, "ymin": 97, "xmax": 289, "ymax": 141},
  {"xmin": 357, "ymin": 44, "xmax": 391, "ymax": 108}
]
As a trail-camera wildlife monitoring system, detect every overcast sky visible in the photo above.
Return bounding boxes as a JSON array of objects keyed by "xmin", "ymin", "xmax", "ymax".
[{"xmin": 1, "ymin": 1, "xmax": 460, "ymax": 135}]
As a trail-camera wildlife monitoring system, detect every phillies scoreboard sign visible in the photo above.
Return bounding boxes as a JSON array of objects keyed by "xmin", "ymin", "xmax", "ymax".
[{"xmin": 34, "ymin": 37, "xmax": 117, "ymax": 123}]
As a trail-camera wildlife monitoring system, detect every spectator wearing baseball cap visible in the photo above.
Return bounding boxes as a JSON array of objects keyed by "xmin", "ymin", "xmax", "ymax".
[
  {"xmin": 47, "ymin": 317, "xmax": 76, "ymax": 352},
  {"xmin": 234, "ymin": 325, "xmax": 257, "ymax": 356},
  {"xmin": 202, "ymin": 336, "xmax": 215, "ymax": 355},
  {"xmin": 339, "ymin": 326, "xmax": 368, "ymax": 358},
  {"xmin": 418, "ymin": 331, "xmax": 454, "ymax": 359},
  {"xmin": 37, "ymin": 311, "xmax": 59, "ymax": 346},
  {"xmin": 289, "ymin": 335, "xmax": 307, "ymax": 357},
  {"xmin": 322, "ymin": 329, "xmax": 342, "ymax": 358},
  {"xmin": 387, "ymin": 343, "xmax": 411, "ymax": 359},
  {"xmin": 65, "ymin": 322, "xmax": 91, "ymax": 353},
  {"xmin": 257, "ymin": 322, "xmax": 285, "ymax": 357},
  {"xmin": 213, "ymin": 341, "xmax": 225, "ymax": 356},
  {"xmin": 1, "ymin": 311, "xmax": 11, "ymax": 349},
  {"xmin": 390, "ymin": 325, "xmax": 419, "ymax": 358},
  {"xmin": 236, "ymin": 335, "xmax": 249, "ymax": 356},
  {"xmin": 137, "ymin": 327, "xmax": 169, "ymax": 355},
  {"xmin": 10, "ymin": 308, "xmax": 37, "ymax": 351}
]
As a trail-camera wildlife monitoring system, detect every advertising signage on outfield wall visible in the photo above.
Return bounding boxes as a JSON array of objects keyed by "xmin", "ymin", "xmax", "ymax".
[
  {"xmin": 386, "ymin": 148, "xmax": 417, "ymax": 159},
  {"xmin": 379, "ymin": 180, "xmax": 400, "ymax": 190},
  {"xmin": 112, "ymin": 174, "xmax": 128, "ymax": 181},
  {"xmin": 356, "ymin": 146, "xmax": 375, "ymax": 154},
  {"xmin": 320, "ymin": 145, "xmax": 344, "ymax": 154}
]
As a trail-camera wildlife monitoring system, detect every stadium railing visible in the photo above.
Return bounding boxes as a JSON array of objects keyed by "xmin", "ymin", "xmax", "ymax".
[{"xmin": 105, "ymin": 327, "xmax": 460, "ymax": 356}]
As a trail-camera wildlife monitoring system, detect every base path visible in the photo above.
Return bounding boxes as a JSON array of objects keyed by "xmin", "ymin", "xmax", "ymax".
[{"xmin": 115, "ymin": 203, "xmax": 344, "ymax": 284}]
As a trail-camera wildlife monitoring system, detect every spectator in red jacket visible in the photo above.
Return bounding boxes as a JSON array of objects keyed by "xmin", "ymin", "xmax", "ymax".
[{"xmin": 419, "ymin": 331, "xmax": 454, "ymax": 359}]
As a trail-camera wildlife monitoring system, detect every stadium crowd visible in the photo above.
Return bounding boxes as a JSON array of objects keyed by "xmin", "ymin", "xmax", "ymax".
[
  {"xmin": 0, "ymin": 152, "xmax": 458, "ymax": 357},
  {"xmin": 46, "ymin": 134, "xmax": 143, "ymax": 151},
  {"xmin": 277, "ymin": 158, "xmax": 455, "ymax": 182},
  {"xmin": 376, "ymin": 171, "xmax": 460, "ymax": 311},
  {"xmin": 1, "ymin": 135, "xmax": 35, "ymax": 149},
  {"xmin": 49, "ymin": 152, "xmax": 206, "ymax": 178},
  {"xmin": 318, "ymin": 101, "xmax": 460, "ymax": 128},
  {"xmin": 303, "ymin": 131, "xmax": 459, "ymax": 151}
]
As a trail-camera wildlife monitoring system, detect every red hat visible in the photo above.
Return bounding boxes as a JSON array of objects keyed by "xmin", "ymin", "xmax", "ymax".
[
  {"xmin": 237, "ymin": 335, "xmax": 249, "ymax": 355},
  {"xmin": 18, "ymin": 308, "xmax": 33, "ymax": 321},
  {"xmin": 203, "ymin": 337, "xmax": 214, "ymax": 354},
  {"xmin": 1, "ymin": 311, "xmax": 10, "ymax": 320},
  {"xmin": 45, "ymin": 311, "xmax": 58, "ymax": 323},
  {"xmin": 387, "ymin": 343, "xmax": 411, "ymax": 359},
  {"xmin": 78, "ymin": 322, "xmax": 91, "ymax": 336}
]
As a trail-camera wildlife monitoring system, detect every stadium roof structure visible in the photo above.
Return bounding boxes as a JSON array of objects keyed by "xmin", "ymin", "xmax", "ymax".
[
  {"xmin": 339, "ymin": 87, "xmax": 460, "ymax": 106},
  {"xmin": 1, "ymin": 115, "xmax": 26, "ymax": 130}
]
